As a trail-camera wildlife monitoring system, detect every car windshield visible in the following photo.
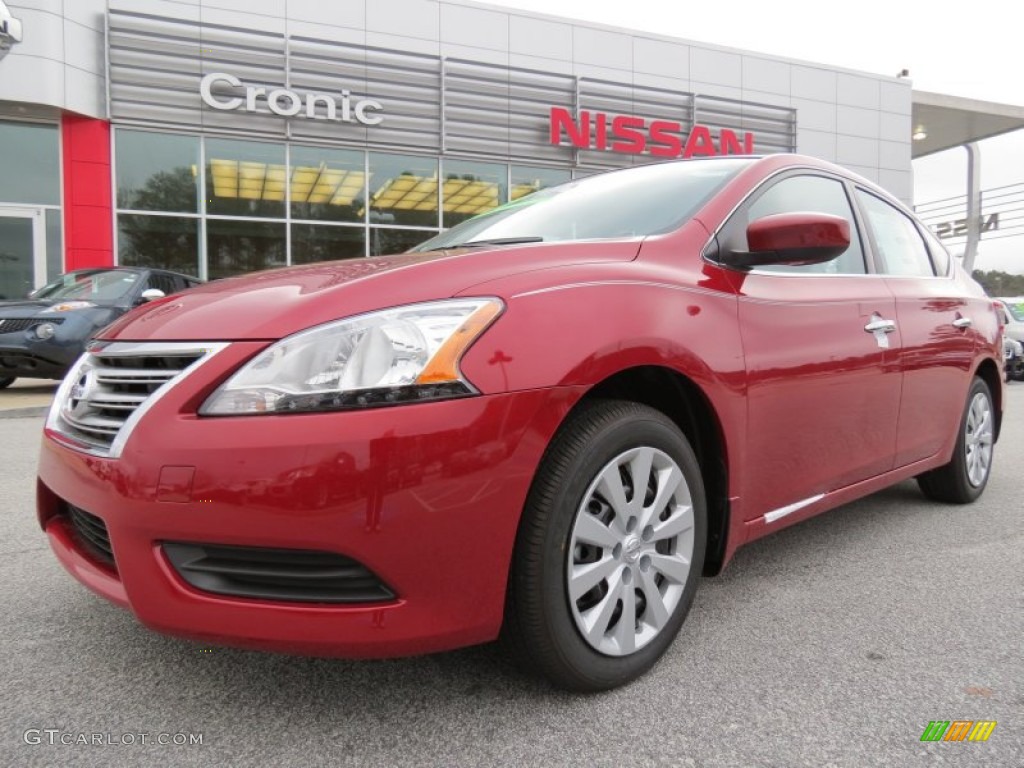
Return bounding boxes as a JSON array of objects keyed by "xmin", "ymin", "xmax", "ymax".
[
  {"xmin": 412, "ymin": 158, "xmax": 754, "ymax": 252},
  {"xmin": 33, "ymin": 270, "xmax": 141, "ymax": 302},
  {"xmin": 1002, "ymin": 300, "xmax": 1024, "ymax": 321}
]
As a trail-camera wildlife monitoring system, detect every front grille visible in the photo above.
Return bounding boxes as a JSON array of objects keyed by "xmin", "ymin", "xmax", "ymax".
[
  {"xmin": 163, "ymin": 542, "xmax": 396, "ymax": 604},
  {"xmin": 49, "ymin": 342, "xmax": 227, "ymax": 458},
  {"xmin": 0, "ymin": 317, "xmax": 64, "ymax": 334},
  {"xmin": 67, "ymin": 504, "xmax": 116, "ymax": 568}
]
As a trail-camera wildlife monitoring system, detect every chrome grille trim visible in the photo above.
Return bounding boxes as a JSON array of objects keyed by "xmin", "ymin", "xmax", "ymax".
[{"xmin": 46, "ymin": 341, "xmax": 230, "ymax": 459}]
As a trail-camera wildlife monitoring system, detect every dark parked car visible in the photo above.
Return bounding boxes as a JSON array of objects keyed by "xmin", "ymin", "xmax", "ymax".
[
  {"xmin": 1005, "ymin": 336, "xmax": 1024, "ymax": 382},
  {"xmin": 0, "ymin": 267, "xmax": 201, "ymax": 388},
  {"xmin": 38, "ymin": 155, "xmax": 1003, "ymax": 692}
]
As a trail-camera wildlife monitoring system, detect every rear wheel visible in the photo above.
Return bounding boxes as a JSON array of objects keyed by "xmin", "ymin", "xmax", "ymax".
[
  {"xmin": 0, "ymin": 377, "xmax": 15, "ymax": 390},
  {"xmin": 917, "ymin": 377, "xmax": 995, "ymax": 504},
  {"xmin": 503, "ymin": 400, "xmax": 707, "ymax": 692}
]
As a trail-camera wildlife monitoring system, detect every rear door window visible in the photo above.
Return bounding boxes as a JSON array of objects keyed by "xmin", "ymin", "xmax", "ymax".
[{"xmin": 856, "ymin": 190, "xmax": 935, "ymax": 277}]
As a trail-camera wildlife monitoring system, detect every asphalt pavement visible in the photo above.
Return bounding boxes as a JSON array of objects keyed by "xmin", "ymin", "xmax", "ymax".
[
  {"xmin": 1, "ymin": 385, "xmax": 1022, "ymax": 767},
  {"xmin": 0, "ymin": 378, "xmax": 57, "ymax": 419}
]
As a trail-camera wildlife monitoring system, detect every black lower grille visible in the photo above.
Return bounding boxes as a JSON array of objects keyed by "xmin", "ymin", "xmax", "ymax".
[
  {"xmin": 0, "ymin": 317, "xmax": 64, "ymax": 334},
  {"xmin": 162, "ymin": 543, "xmax": 395, "ymax": 604},
  {"xmin": 67, "ymin": 504, "xmax": 116, "ymax": 568}
]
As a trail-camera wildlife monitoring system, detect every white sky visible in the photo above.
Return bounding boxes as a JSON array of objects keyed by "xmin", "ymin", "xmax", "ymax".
[{"xmin": 482, "ymin": 0, "xmax": 1024, "ymax": 273}]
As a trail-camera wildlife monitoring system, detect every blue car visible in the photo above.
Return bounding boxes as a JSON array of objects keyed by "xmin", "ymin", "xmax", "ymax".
[{"xmin": 0, "ymin": 268, "xmax": 202, "ymax": 388}]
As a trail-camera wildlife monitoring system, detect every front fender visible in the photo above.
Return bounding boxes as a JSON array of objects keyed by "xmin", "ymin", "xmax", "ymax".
[{"xmin": 460, "ymin": 278, "xmax": 743, "ymax": 396}]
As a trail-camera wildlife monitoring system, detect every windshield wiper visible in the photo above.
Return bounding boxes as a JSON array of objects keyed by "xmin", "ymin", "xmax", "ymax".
[{"xmin": 445, "ymin": 236, "xmax": 544, "ymax": 249}]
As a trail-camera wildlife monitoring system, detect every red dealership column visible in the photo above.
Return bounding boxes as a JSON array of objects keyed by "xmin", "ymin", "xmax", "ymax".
[{"xmin": 62, "ymin": 115, "xmax": 114, "ymax": 270}]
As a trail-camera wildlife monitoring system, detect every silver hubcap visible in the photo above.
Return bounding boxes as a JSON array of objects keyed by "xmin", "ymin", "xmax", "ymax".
[
  {"xmin": 567, "ymin": 447, "xmax": 694, "ymax": 657},
  {"xmin": 965, "ymin": 392, "xmax": 993, "ymax": 487}
]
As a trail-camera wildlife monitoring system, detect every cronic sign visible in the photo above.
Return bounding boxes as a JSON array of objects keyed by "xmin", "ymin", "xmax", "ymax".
[{"xmin": 200, "ymin": 73, "xmax": 384, "ymax": 125}]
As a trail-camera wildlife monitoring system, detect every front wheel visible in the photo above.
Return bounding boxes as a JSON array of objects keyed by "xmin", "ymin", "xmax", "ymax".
[
  {"xmin": 0, "ymin": 376, "xmax": 15, "ymax": 390},
  {"xmin": 917, "ymin": 377, "xmax": 995, "ymax": 504},
  {"xmin": 503, "ymin": 400, "xmax": 707, "ymax": 692}
]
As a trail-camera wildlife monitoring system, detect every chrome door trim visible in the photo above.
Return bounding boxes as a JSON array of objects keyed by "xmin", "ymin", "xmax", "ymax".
[{"xmin": 763, "ymin": 493, "xmax": 826, "ymax": 524}]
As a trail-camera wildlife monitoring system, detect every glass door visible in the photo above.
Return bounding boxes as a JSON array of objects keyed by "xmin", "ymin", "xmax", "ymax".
[{"xmin": 0, "ymin": 207, "xmax": 45, "ymax": 300}]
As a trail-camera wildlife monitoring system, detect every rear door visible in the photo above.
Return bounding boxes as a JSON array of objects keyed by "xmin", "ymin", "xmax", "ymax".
[
  {"xmin": 717, "ymin": 173, "xmax": 903, "ymax": 521},
  {"xmin": 854, "ymin": 189, "xmax": 978, "ymax": 467}
]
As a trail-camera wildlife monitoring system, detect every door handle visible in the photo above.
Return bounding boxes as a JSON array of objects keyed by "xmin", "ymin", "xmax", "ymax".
[
  {"xmin": 952, "ymin": 316, "xmax": 973, "ymax": 329},
  {"xmin": 864, "ymin": 316, "xmax": 897, "ymax": 334}
]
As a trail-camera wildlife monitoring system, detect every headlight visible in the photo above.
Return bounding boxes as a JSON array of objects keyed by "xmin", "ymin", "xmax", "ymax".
[
  {"xmin": 200, "ymin": 298, "xmax": 503, "ymax": 416},
  {"xmin": 35, "ymin": 322, "xmax": 57, "ymax": 340},
  {"xmin": 42, "ymin": 301, "xmax": 96, "ymax": 313}
]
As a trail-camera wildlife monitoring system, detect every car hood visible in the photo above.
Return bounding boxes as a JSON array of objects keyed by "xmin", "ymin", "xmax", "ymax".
[
  {"xmin": 0, "ymin": 300, "xmax": 51, "ymax": 317},
  {"xmin": 98, "ymin": 240, "xmax": 642, "ymax": 341},
  {"xmin": 0, "ymin": 300, "xmax": 121, "ymax": 318}
]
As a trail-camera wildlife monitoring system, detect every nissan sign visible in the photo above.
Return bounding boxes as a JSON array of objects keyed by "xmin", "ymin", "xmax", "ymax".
[
  {"xmin": 200, "ymin": 73, "xmax": 384, "ymax": 125},
  {"xmin": 550, "ymin": 107, "xmax": 754, "ymax": 158}
]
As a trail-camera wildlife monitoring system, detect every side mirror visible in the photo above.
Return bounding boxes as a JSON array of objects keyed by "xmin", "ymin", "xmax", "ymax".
[
  {"xmin": 728, "ymin": 212, "xmax": 850, "ymax": 269},
  {"xmin": 138, "ymin": 288, "xmax": 166, "ymax": 304}
]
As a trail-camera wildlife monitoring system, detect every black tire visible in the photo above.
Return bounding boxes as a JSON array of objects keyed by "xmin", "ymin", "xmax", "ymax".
[
  {"xmin": 0, "ymin": 376, "xmax": 15, "ymax": 390},
  {"xmin": 503, "ymin": 400, "xmax": 707, "ymax": 692},
  {"xmin": 917, "ymin": 377, "xmax": 995, "ymax": 504}
]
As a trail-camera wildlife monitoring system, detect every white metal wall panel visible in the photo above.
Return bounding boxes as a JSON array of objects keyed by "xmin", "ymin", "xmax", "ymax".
[
  {"xmin": 507, "ymin": 66, "xmax": 576, "ymax": 164},
  {"xmin": 107, "ymin": 8, "xmax": 796, "ymax": 166}
]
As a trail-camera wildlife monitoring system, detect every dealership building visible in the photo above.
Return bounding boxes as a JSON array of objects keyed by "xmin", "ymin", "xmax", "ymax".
[{"xmin": 2, "ymin": 0, "xmax": 1023, "ymax": 298}]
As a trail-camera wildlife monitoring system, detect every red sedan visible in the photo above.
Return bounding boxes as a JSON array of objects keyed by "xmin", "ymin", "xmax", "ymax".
[{"xmin": 37, "ymin": 154, "xmax": 1004, "ymax": 691}]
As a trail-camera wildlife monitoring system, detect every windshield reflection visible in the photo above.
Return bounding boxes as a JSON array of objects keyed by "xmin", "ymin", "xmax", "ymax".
[
  {"xmin": 413, "ymin": 158, "xmax": 754, "ymax": 252},
  {"xmin": 32, "ymin": 270, "xmax": 140, "ymax": 302}
]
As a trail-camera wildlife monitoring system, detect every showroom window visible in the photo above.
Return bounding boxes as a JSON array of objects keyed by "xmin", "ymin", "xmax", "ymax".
[
  {"xmin": 0, "ymin": 122, "xmax": 61, "ymax": 206},
  {"xmin": 512, "ymin": 165, "xmax": 571, "ymax": 200},
  {"xmin": 116, "ymin": 130, "xmax": 200, "ymax": 212},
  {"xmin": 292, "ymin": 223, "xmax": 365, "ymax": 265},
  {"xmin": 290, "ymin": 146, "xmax": 364, "ymax": 224},
  {"xmin": 206, "ymin": 219, "xmax": 287, "ymax": 280},
  {"xmin": 205, "ymin": 138, "xmax": 286, "ymax": 219},
  {"xmin": 442, "ymin": 158, "xmax": 507, "ymax": 228},
  {"xmin": 368, "ymin": 152, "xmax": 439, "ymax": 229},
  {"xmin": 118, "ymin": 214, "xmax": 200, "ymax": 275},
  {"xmin": 0, "ymin": 121, "xmax": 63, "ymax": 293},
  {"xmin": 114, "ymin": 128, "xmax": 583, "ymax": 278}
]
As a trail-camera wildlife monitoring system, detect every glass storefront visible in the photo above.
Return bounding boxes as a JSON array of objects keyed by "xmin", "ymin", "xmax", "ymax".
[
  {"xmin": 114, "ymin": 128, "xmax": 572, "ymax": 279},
  {"xmin": 0, "ymin": 216, "xmax": 34, "ymax": 300},
  {"xmin": 0, "ymin": 122, "xmax": 61, "ymax": 207},
  {"xmin": 290, "ymin": 146, "xmax": 364, "ymax": 224},
  {"xmin": 442, "ymin": 158, "xmax": 506, "ymax": 228},
  {"xmin": 0, "ymin": 121, "xmax": 62, "ymax": 294},
  {"xmin": 115, "ymin": 130, "xmax": 200, "ymax": 213},
  {"xmin": 118, "ymin": 214, "xmax": 199, "ymax": 275}
]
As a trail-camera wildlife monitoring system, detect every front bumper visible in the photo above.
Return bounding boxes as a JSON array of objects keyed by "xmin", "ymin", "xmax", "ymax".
[
  {"xmin": 38, "ymin": 386, "xmax": 578, "ymax": 657},
  {"xmin": 0, "ymin": 344, "xmax": 79, "ymax": 380},
  {"xmin": 0, "ymin": 312, "xmax": 112, "ymax": 379}
]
